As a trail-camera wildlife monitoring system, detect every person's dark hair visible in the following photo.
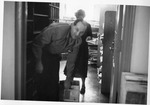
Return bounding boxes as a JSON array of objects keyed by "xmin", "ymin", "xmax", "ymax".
[
  {"xmin": 73, "ymin": 18, "xmax": 87, "ymax": 31},
  {"xmin": 74, "ymin": 18, "xmax": 83, "ymax": 25},
  {"xmin": 75, "ymin": 9, "xmax": 85, "ymax": 19}
]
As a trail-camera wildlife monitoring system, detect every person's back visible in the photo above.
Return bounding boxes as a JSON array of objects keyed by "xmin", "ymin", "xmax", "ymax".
[
  {"xmin": 64, "ymin": 9, "xmax": 93, "ymax": 94},
  {"xmin": 32, "ymin": 20, "xmax": 88, "ymax": 100},
  {"xmin": 33, "ymin": 23, "xmax": 74, "ymax": 54},
  {"xmin": 32, "ymin": 22, "xmax": 73, "ymax": 101}
]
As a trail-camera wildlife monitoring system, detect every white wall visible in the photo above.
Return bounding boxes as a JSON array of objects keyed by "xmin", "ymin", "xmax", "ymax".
[
  {"xmin": 1, "ymin": 2, "xmax": 15, "ymax": 99},
  {"xmin": 99, "ymin": 5, "xmax": 117, "ymax": 33},
  {"xmin": 130, "ymin": 6, "xmax": 150, "ymax": 74},
  {"xmin": 59, "ymin": 2, "xmax": 101, "ymax": 21}
]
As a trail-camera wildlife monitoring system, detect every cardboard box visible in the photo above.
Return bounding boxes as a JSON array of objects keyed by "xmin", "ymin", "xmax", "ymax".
[
  {"xmin": 119, "ymin": 72, "xmax": 147, "ymax": 104},
  {"xmin": 59, "ymin": 80, "xmax": 80, "ymax": 102}
]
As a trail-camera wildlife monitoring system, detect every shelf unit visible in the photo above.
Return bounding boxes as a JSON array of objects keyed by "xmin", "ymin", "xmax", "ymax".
[
  {"xmin": 88, "ymin": 27, "xmax": 99, "ymax": 66},
  {"xmin": 27, "ymin": 2, "xmax": 59, "ymax": 42},
  {"xmin": 119, "ymin": 72, "xmax": 147, "ymax": 104},
  {"xmin": 26, "ymin": 2, "xmax": 60, "ymax": 100},
  {"xmin": 49, "ymin": 3, "xmax": 60, "ymax": 23}
]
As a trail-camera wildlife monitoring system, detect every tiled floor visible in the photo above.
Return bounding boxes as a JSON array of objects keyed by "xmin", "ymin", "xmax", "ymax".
[{"xmin": 59, "ymin": 60, "xmax": 109, "ymax": 103}]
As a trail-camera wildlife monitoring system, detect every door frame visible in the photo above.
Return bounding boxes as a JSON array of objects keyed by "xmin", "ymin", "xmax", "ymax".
[
  {"xmin": 109, "ymin": 5, "xmax": 136, "ymax": 103},
  {"xmin": 15, "ymin": 2, "xmax": 27, "ymax": 100},
  {"xmin": 117, "ymin": 5, "xmax": 136, "ymax": 103},
  {"xmin": 109, "ymin": 5, "xmax": 124, "ymax": 103},
  {"xmin": 101, "ymin": 10, "xmax": 117, "ymax": 94}
]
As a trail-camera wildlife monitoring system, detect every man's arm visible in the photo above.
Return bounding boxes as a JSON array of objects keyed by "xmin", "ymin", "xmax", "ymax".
[{"xmin": 32, "ymin": 28, "xmax": 53, "ymax": 73}]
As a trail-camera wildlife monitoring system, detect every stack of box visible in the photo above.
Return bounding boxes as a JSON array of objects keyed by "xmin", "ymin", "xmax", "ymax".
[
  {"xmin": 119, "ymin": 72, "xmax": 147, "ymax": 104},
  {"xmin": 59, "ymin": 80, "xmax": 80, "ymax": 102}
]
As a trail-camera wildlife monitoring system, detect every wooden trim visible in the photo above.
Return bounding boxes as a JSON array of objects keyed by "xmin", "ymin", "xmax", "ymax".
[
  {"xmin": 109, "ymin": 5, "xmax": 136, "ymax": 103},
  {"xmin": 116, "ymin": 5, "xmax": 136, "ymax": 102},
  {"xmin": 15, "ymin": 2, "xmax": 27, "ymax": 100},
  {"xmin": 33, "ymin": 13, "xmax": 49, "ymax": 17},
  {"xmin": 109, "ymin": 5, "xmax": 124, "ymax": 103},
  {"xmin": 120, "ymin": 5, "xmax": 136, "ymax": 72},
  {"xmin": 49, "ymin": 4, "xmax": 59, "ymax": 9}
]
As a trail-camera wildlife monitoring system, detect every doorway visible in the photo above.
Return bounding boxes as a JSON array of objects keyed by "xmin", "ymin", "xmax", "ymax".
[{"xmin": 16, "ymin": 1, "xmax": 119, "ymax": 103}]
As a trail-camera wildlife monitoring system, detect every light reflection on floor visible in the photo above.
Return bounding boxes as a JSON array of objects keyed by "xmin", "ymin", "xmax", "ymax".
[{"xmin": 59, "ymin": 60, "xmax": 109, "ymax": 103}]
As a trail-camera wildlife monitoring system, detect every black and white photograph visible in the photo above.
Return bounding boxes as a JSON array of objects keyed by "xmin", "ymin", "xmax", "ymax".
[{"xmin": 0, "ymin": 0, "xmax": 150, "ymax": 105}]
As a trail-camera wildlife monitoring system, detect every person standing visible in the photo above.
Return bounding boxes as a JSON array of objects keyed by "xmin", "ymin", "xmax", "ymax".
[{"xmin": 64, "ymin": 9, "xmax": 93, "ymax": 94}]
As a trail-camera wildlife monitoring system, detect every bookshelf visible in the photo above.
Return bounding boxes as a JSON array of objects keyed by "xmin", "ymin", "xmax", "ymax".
[{"xmin": 26, "ymin": 2, "xmax": 60, "ymax": 100}]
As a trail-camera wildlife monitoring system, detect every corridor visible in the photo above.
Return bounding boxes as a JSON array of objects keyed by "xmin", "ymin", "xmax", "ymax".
[{"xmin": 59, "ymin": 61, "xmax": 109, "ymax": 103}]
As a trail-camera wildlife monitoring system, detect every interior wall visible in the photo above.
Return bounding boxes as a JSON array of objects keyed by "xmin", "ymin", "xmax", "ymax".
[
  {"xmin": 130, "ymin": 6, "xmax": 150, "ymax": 74},
  {"xmin": 1, "ymin": 1, "xmax": 15, "ymax": 99},
  {"xmin": 59, "ymin": 2, "xmax": 99, "ymax": 21}
]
